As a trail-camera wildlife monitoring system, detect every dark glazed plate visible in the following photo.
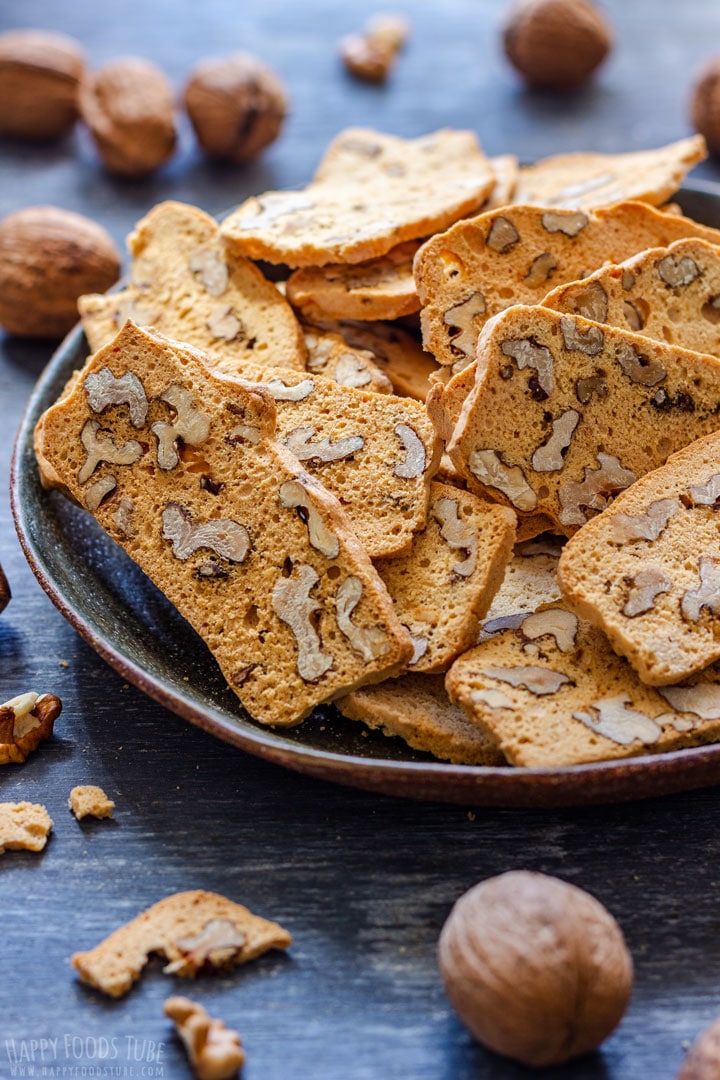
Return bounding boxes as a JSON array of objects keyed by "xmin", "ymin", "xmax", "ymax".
[{"xmin": 12, "ymin": 180, "xmax": 720, "ymax": 807}]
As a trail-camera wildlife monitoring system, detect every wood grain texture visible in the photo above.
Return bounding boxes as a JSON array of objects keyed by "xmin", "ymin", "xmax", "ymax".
[{"xmin": 3, "ymin": 1, "xmax": 720, "ymax": 1077}]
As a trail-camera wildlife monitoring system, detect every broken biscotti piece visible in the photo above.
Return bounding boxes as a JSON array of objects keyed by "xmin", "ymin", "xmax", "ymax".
[
  {"xmin": 376, "ymin": 481, "xmax": 516, "ymax": 672},
  {"xmin": 512, "ymin": 135, "xmax": 706, "ymax": 210},
  {"xmin": 35, "ymin": 322, "xmax": 413, "ymax": 726},
  {"xmin": 446, "ymin": 604, "xmax": 720, "ymax": 767},
  {"xmin": 0, "ymin": 692, "xmax": 61, "ymax": 765},
  {"xmin": 0, "ymin": 563, "xmax": 9, "ymax": 613},
  {"xmin": 206, "ymin": 357, "xmax": 441, "ymax": 559},
  {"xmin": 220, "ymin": 128, "xmax": 494, "ymax": 266},
  {"xmin": 69, "ymin": 784, "xmax": 115, "ymax": 820},
  {"xmin": 338, "ymin": 673, "xmax": 504, "ymax": 765},
  {"xmin": 165, "ymin": 997, "xmax": 245, "ymax": 1080},
  {"xmin": 414, "ymin": 200, "xmax": 720, "ymax": 369},
  {"xmin": 543, "ymin": 237, "xmax": 720, "ymax": 358},
  {"xmin": 286, "ymin": 241, "xmax": 421, "ymax": 322},
  {"xmin": 557, "ymin": 431, "xmax": 720, "ymax": 686},
  {"xmin": 72, "ymin": 889, "xmax": 291, "ymax": 998},
  {"xmin": 0, "ymin": 802, "xmax": 53, "ymax": 853},
  {"xmin": 302, "ymin": 325, "xmax": 392, "ymax": 393},
  {"xmin": 446, "ymin": 305, "xmax": 720, "ymax": 535},
  {"xmin": 478, "ymin": 535, "xmax": 564, "ymax": 644},
  {"xmin": 483, "ymin": 154, "xmax": 519, "ymax": 210},
  {"xmin": 79, "ymin": 200, "xmax": 306, "ymax": 370},
  {"xmin": 310, "ymin": 318, "xmax": 439, "ymax": 401}
]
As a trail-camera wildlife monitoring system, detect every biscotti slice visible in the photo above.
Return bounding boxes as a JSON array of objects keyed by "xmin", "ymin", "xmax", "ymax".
[
  {"xmin": 543, "ymin": 237, "xmax": 720, "ymax": 358},
  {"xmin": 338, "ymin": 674, "xmax": 505, "ymax": 765},
  {"xmin": 556, "ymin": 430, "xmax": 720, "ymax": 686},
  {"xmin": 483, "ymin": 154, "xmax": 519, "ymax": 210},
  {"xmin": 206, "ymin": 357, "xmax": 441, "ymax": 558},
  {"xmin": 447, "ymin": 305, "xmax": 720, "ymax": 535},
  {"xmin": 36, "ymin": 322, "xmax": 413, "ymax": 726},
  {"xmin": 79, "ymin": 200, "xmax": 306, "ymax": 369},
  {"xmin": 286, "ymin": 241, "xmax": 421, "ymax": 322},
  {"xmin": 478, "ymin": 535, "xmax": 564, "ymax": 643},
  {"xmin": 376, "ymin": 481, "xmax": 516, "ymax": 672},
  {"xmin": 446, "ymin": 604, "xmax": 720, "ymax": 767},
  {"xmin": 513, "ymin": 136, "xmax": 706, "ymax": 210},
  {"xmin": 302, "ymin": 325, "xmax": 392, "ymax": 393},
  {"xmin": 221, "ymin": 128, "xmax": 494, "ymax": 267},
  {"xmin": 312, "ymin": 318, "xmax": 439, "ymax": 401},
  {"xmin": 415, "ymin": 200, "xmax": 720, "ymax": 369}
]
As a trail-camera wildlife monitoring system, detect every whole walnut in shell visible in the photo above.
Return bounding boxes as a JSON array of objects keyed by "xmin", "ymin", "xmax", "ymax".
[
  {"xmin": 80, "ymin": 57, "xmax": 177, "ymax": 176},
  {"xmin": 691, "ymin": 57, "xmax": 720, "ymax": 157},
  {"xmin": 0, "ymin": 207, "xmax": 120, "ymax": 338},
  {"xmin": 503, "ymin": 0, "xmax": 612, "ymax": 90},
  {"xmin": 184, "ymin": 54, "xmax": 287, "ymax": 163},
  {"xmin": 678, "ymin": 1016, "xmax": 720, "ymax": 1079},
  {"xmin": 438, "ymin": 871, "xmax": 633, "ymax": 1067},
  {"xmin": 0, "ymin": 29, "xmax": 84, "ymax": 140}
]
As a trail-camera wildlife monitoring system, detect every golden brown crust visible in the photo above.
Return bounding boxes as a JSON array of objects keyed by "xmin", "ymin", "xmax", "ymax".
[{"xmin": 0, "ymin": 801, "xmax": 53, "ymax": 853}]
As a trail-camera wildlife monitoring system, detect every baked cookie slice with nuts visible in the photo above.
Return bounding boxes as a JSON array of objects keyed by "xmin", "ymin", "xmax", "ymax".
[
  {"xmin": 338, "ymin": 673, "xmax": 505, "ymax": 765},
  {"xmin": 36, "ymin": 322, "xmax": 413, "ymax": 726},
  {"xmin": 221, "ymin": 128, "xmax": 494, "ymax": 267},
  {"xmin": 208, "ymin": 357, "xmax": 441, "ymax": 559},
  {"xmin": 302, "ymin": 324, "xmax": 392, "ymax": 393},
  {"xmin": 543, "ymin": 237, "xmax": 720, "ymax": 357},
  {"xmin": 446, "ymin": 604, "xmax": 720, "ymax": 767},
  {"xmin": 446, "ymin": 305, "xmax": 720, "ymax": 535},
  {"xmin": 375, "ymin": 481, "xmax": 516, "ymax": 671},
  {"xmin": 415, "ymin": 200, "xmax": 720, "ymax": 370},
  {"xmin": 512, "ymin": 136, "xmax": 706, "ymax": 211},
  {"xmin": 557, "ymin": 430, "xmax": 720, "ymax": 686},
  {"xmin": 478, "ymin": 535, "xmax": 564, "ymax": 644},
  {"xmin": 79, "ymin": 200, "xmax": 306, "ymax": 370}
]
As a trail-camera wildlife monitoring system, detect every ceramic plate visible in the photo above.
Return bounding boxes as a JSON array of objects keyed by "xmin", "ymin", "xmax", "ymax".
[{"xmin": 13, "ymin": 181, "xmax": 720, "ymax": 807}]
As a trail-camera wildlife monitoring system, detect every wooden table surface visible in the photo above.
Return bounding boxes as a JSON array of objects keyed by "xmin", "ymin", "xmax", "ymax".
[{"xmin": 3, "ymin": 1, "xmax": 720, "ymax": 1077}]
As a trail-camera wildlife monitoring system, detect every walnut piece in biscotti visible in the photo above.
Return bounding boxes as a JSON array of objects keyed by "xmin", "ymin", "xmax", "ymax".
[
  {"xmin": 446, "ymin": 603, "xmax": 720, "ymax": 768},
  {"xmin": 302, "ymin": 325, "xmax": 392, "ymax": 393},
  {"xmin": 79, "ymin": 200, "xmax": 306, "ymax": 371},
  {"xmin": 477, "ymin": 535, "xmax": 564, "ymax": 645},
  {"xmin": 557, "ymin": 430, "xmax": 720, "ymax": 686},
  {"xmin": 513, "ymin": 136, "xmax": 706, "ymax": 210},
  {"xmin": 543, "ymin": 237, "xmax": 720, "ymax": 359},
  {"xmin": 221, "ymin": 128, "xmax": 494, "ymax": 267},
  {"xmin": 69, "ymin": 785, "xmax": 115, "ymax": 820},
  {"xmin": 0, "ymin": 692, "xmax": 61, "ymax": 765},
  {"xmin": 375, "ymin": 482, "xmax": 516, "ymax": 673},
  {"xmin": 0, "ymin": 802, "xmax": 53, "ymax": 853},
  {"xmin": 165, "ymin": 996, "xmax": 245, "ymax": 1080},
  {"xmin": 445, "ymin": 305, "xmax": 720, "ymax": 535},
  {"xmin": 35, "ymin": 322, "xmax": 413, "ymax": 727},
  {"xmin": 71, "ymin": 890, "xmax": 291, "ymax": 998},
  {"xmin": 415, "ymin": 199, "xmax": 720, "ymax": 369},
  {"xmin": 287, "ymin": 241, "xmax": 421, "ymax": 322},
  {"xmin": 338, "ymin": 673, "xmax": 505, "ymax": 765}
]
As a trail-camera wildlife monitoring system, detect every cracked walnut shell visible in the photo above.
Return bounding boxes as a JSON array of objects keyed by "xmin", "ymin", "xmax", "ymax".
[
  {"xmin": 438, "ymin": 871, "xmax": 633, "ymax": 1067},
  {"xmin": 184, "ymin": 53, "xmax": 287, "ymax": 163},
  {"xmin": 0, "ymin": 29, "xmax": 85, "ymax": 140},
  {"xmin": 503, "ymin": 0, "xmax": 612, "ymax": 90}
]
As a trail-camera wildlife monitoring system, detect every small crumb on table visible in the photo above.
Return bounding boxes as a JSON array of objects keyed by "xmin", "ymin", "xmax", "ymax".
[
  {"xmin": 0, "ymin": 801, "xmax": 53, "ymax": 853},
  {"xmin": 68, "ymin": 785, "xmax": 115, "ymax": 820}
]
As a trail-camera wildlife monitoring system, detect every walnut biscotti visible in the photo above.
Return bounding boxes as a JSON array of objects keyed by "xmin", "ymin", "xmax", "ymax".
[
  {"xmin": 287, "ymin": 242, "xmax": 421, "ymax": 322},
  {"xmin": 414, "ymin": 200, "xmax": 720, "ymax": 369},
  {"xmin": 36, "ymin": 322, "xmax": 414, "ymax": 726},
  {"xmin": 478, "ymin": 536, "xmax": 564, "ymax": 643},
  {"xmin": 302, "ymin": 325, "xmax": 392, "ymax": 393},
  {"xmin": 206, "ymin": 357, "xmax": 441, "ymax": 559},
  {"xmin": 376, "ymin": 481, "xmax": 516, "ymax": 672},
  {"xmin": 543, "ymin": 237, "xmax": 720, "ymax": 358},
  {"xmin": 557, "ymin": 431, "xmax": 720, "ymax": 685},
  {"xmin": 79, "ymin": 200, "xmax": 307, "ymax": 370},
  {"xmin": 446, "ymin": 305, "xmax": 720, "ymax": 535},
  {"xmin": 311, "ymin": 318, "xmax": 439, "ymax": 401},
  {"xmin": 446, "ymin": 603, "xmax": 720, "ymax": 767}
]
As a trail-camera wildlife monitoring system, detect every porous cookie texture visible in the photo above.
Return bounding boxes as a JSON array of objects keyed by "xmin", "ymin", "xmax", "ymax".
[
  {"xmin": 206, "ymin": 357, "xmax": 441, "ymax": 559},
  {"xmin": 338, "ymin": 673, "xmax": 505, "ymax": 765},
  {"xmin": 376, "ymin": 481, "xmax": 516, "ymax": 672},
  {"xmin": 478, "ymin": 536, "xmax": 564, "ymax": 643},
  {"xmin": 35, "ymin": 322, "xmax": 413, "ymax": 726},
  {"xmin": 414, "ymin": 200, "xmax": 720, "ymax": 369},
  {"xmin": 79, "ymin": 200, "xmax": 306, "ymax": 370},
  {"xmin": 446, "ymin": 604, "xmax": 720, "ymax": 767},
  {"xmin": 0, "ymin": 802, "xmax": 53, "ymax": 853},
  {"xmin": 0, "ymin": 692, "xmax": 61, "ymax": 765},
  {"xmin": 557, "ymin": 431, "xmax": 720, "ymax": 686},
  {"xmin": 221, "ymin": 128, "xmax": 494, "ymax": 266},
  {"xmin": 483, "ymin": 154, "xmax": 519, "ymax": 210},
  {"xmin": 311, "ymin": 318, "xmax": 439, "ymax": 401},
  {"xmin": 446, "ymin": 305, "xmax": 720, "ymax": 535},
  {"xmin": 69, "ymin": 785, "xmax": 115, "ymax": 820},
  {"xmin": 71, "ymin": 889, "xmax": 291, "ymax": 998},
  {"xmin": 543, "ymin": 237, "xmax": 720, "ymax": 357},
  {"xmin": 286, "ymin": 241, "xmax": 421, "ymax": 321},
  {"xmin": 512, "ymin": 136, "xmax": 706, "ymax": 210},
  {"xmin": 301, "ymin": 325, "xmax": 392, "ymax": 393}
]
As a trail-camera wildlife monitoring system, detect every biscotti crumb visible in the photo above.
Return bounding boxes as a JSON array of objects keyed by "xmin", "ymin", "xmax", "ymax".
[
  {"xmin": 68, "ymin": 784, "xmax": 115, "ymax": 820},
  {"xmin": 0, "ymin": 801, "xmax": 53, "ymax": 853}
]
